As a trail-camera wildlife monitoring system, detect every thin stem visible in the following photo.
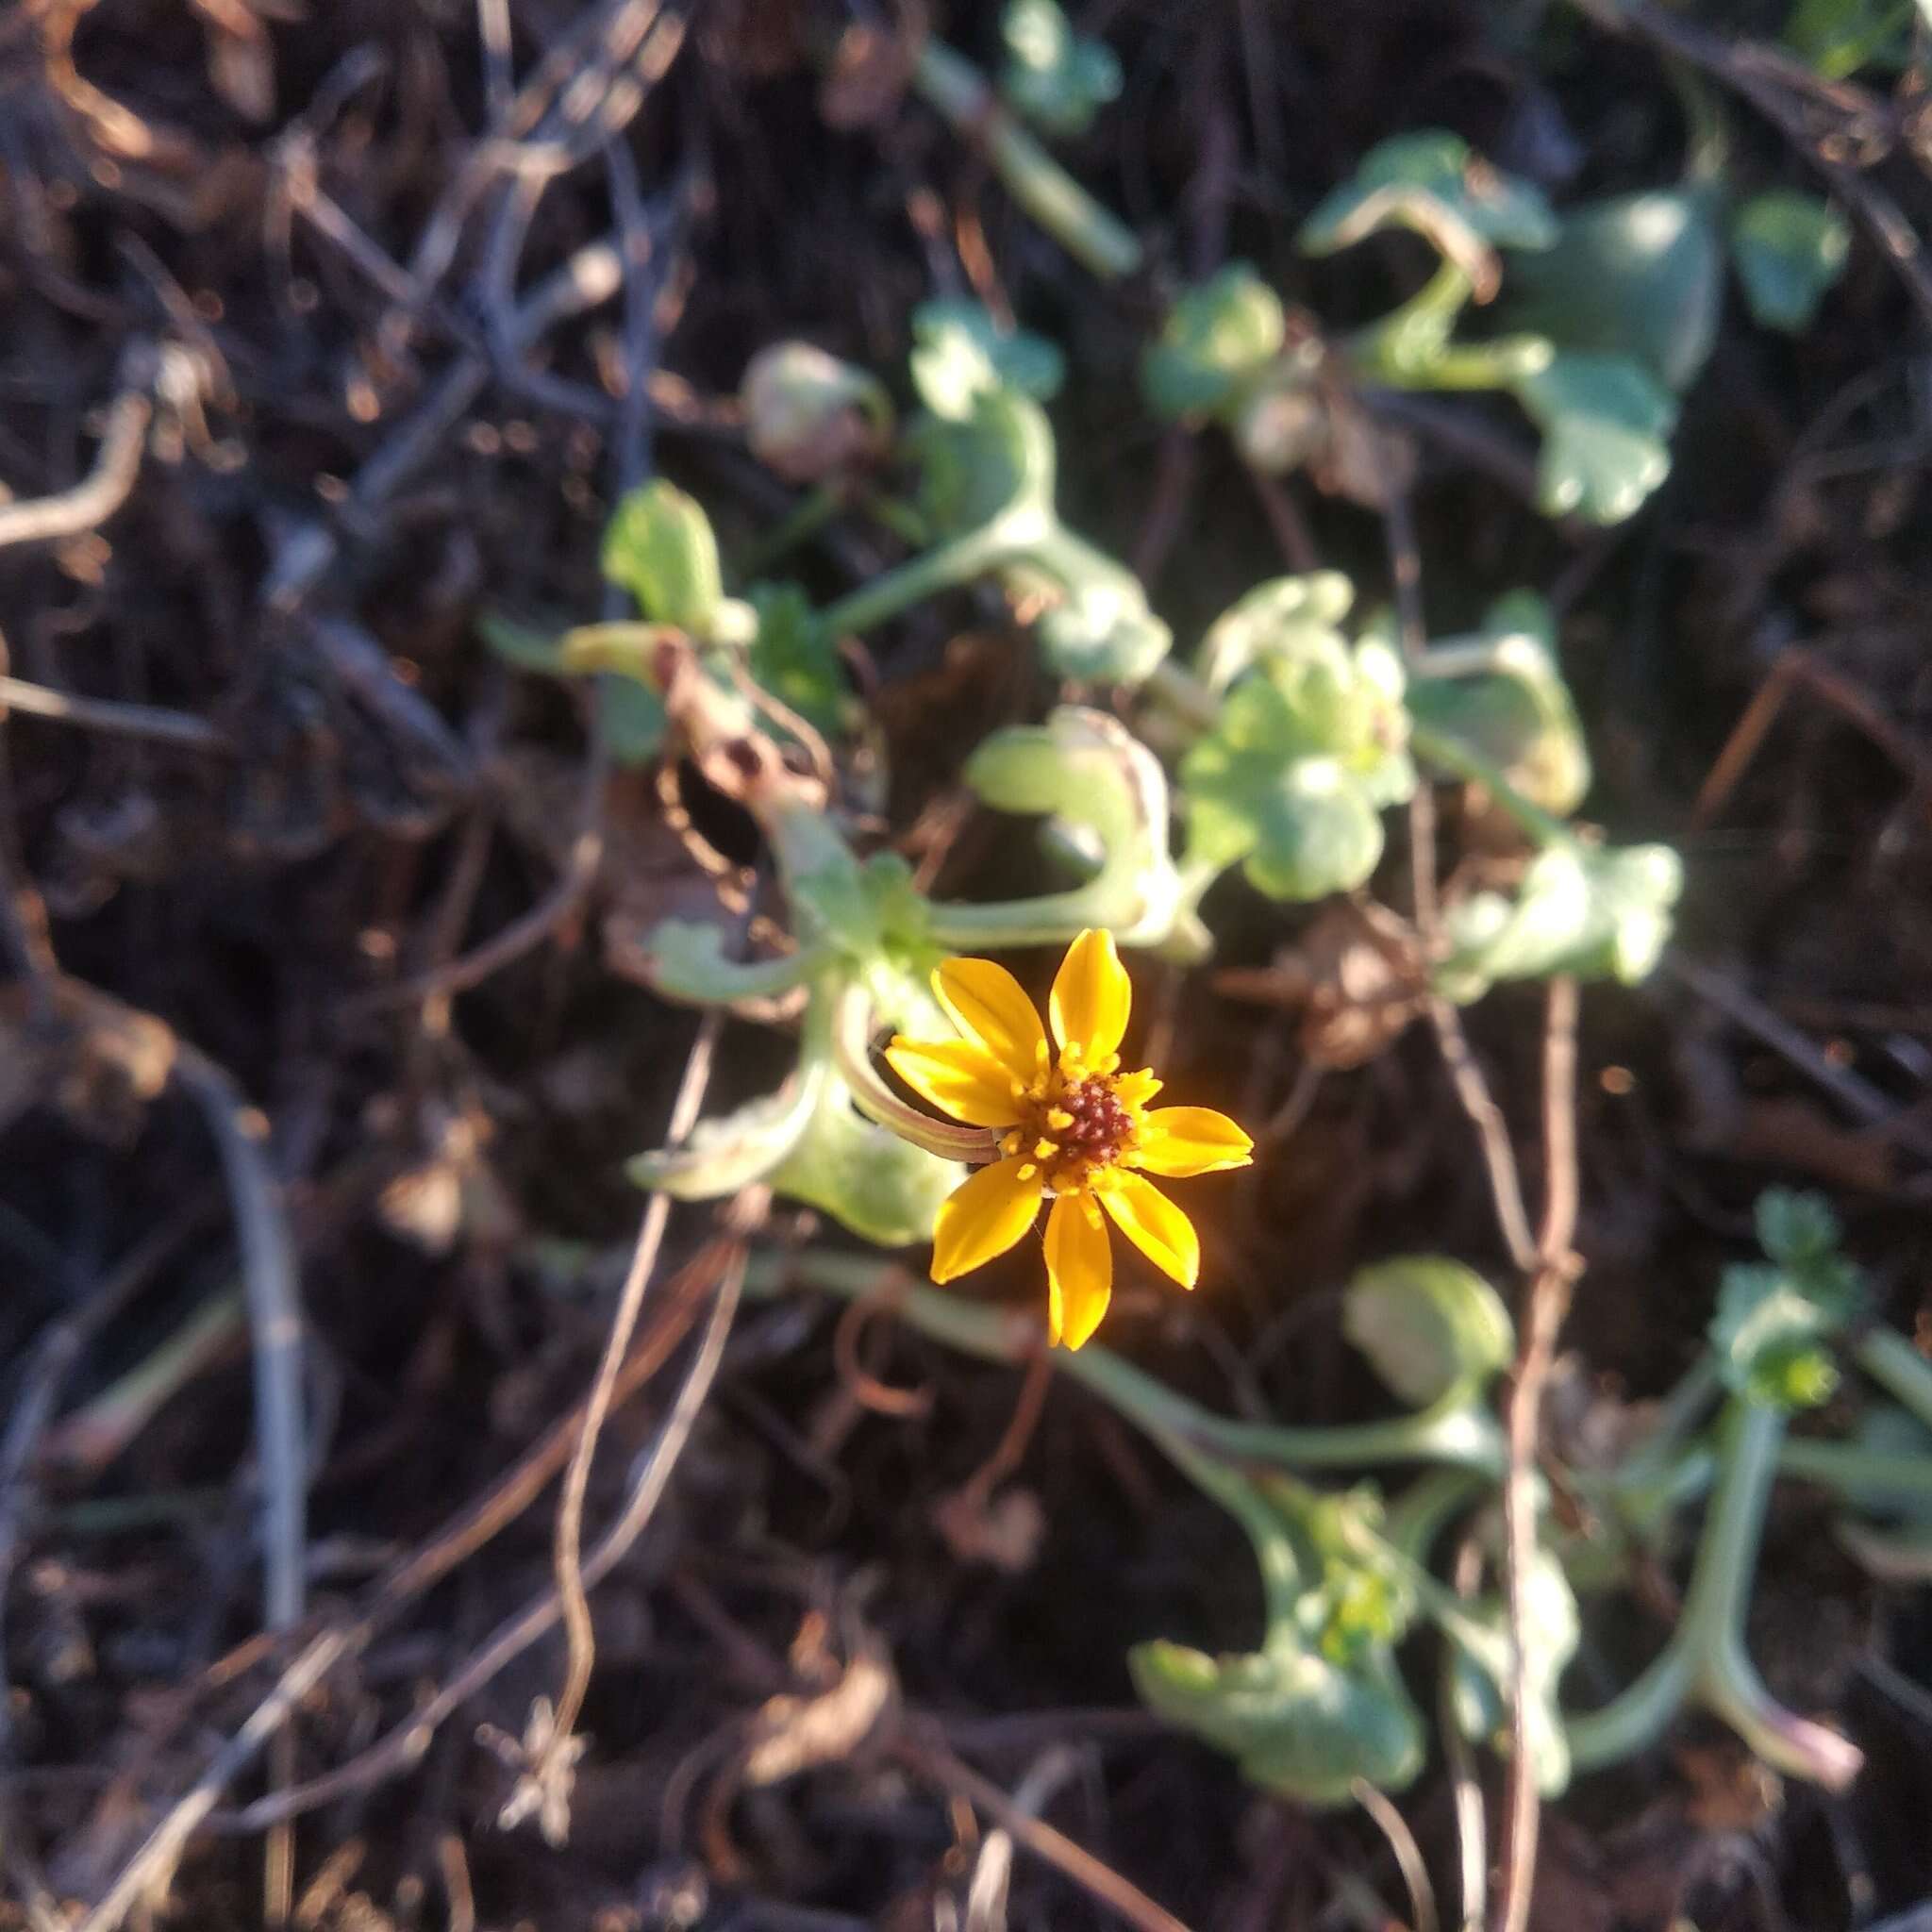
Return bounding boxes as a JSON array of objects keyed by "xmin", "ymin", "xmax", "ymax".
[
  {"xmin": 1854, "ymin": 1326, "xmax": 1932, "ymax": 1436},
  {"xmin": 909, "ymin": 42, "xmax": 1143, "ymax": 280},
  {"xmin": 818, "ymin": 515, "xmax": 1028, "ymax": 638},
  {"xmin": 1408, "ymin": 721, "xmax": 1578, "ymax": 851},
  {"xmin": 758, "ymin": 1247, "xmax": 1507, "ymax": 1476}
]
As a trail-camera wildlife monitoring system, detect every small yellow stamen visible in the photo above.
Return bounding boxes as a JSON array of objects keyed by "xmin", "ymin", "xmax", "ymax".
[
  {"xmin": 1017, "ymin": 1161, "xmax": 1039, "ymax": 1181},
  {"xmin": 1046, "ymin": 1108, "xmax": 1074, "ymax": 1131},
  {"xmin": 1034, "ymin": 1139, "xmax": 1059, "ymax": 1160}
]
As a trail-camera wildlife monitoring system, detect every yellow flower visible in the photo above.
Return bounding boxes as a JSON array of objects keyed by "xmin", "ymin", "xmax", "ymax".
[{"xmin": 885, "ymin": 928, "xmax": 1253, "ymax": 1351}]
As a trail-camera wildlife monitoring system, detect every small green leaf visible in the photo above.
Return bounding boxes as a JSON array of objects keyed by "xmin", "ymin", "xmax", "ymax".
[
  {"xmin": 597, "ymin": 675, "xmax": 669, "ymax": 764},
  {"xmin": 746, "ymin": 582, "xmax": 848, "ymax": 733},
  {"xmin": 1180, "ymin": 625, "xmax": 1414, "ymax": 902},
  {"xmin": 1407, "ymin": 592, "xmax": 1591, "ymax": 815},
  {"xmin": 1754, "ymin": 1188, "xmax": 1842, "ymax": 1273},
  {"xmin": 1195, "ymin": 572, "xmax": 1357, "ymax": 693},
  {"xmin": 1131, "ymin": 1636, "xmax": 1424, "ymax": 1807},
  {"xmin": 1785, "ymin": 0, "xmax": 1914, "ymax": 77},
  {"xmin": 1031, "ymin": 561, "xmax": 1173, "ymax": 684},
  {"xmin": 910, "ymin": 385, "xmax": 1056, "ymax": 533},
  {"xmin": 1514, "ymin": 352, "xmax": 1677, "ymax": 525},
  {"xmin": 1730, "ymin": 191, "xmax": 1852, "ymax": 332},
  {"xmin": 1140, "ymin": 263, "xmax": 1288, "ymax": 421},
  {"xmin": 1435, "ymin": 841, "xmax": 1684, "ymax": 1001},
  {"xmin": 1710, "ymin": 1197, "xmax": 1863, "ymax": 1416},
  {"xmin": 999, "ymin": 0, "xmax": 1122, "ymax": 138},
  {"xmin": 601, "ymin": 480, "xmax": 724, "ymax": 634},
  {"xmin": 909, "ymin": 299, "xmax": 1065, "ymax": 421},
  {"xmin": 1299, "ymin": 129, "xmax": 1557, "ymax": 261},
  {"xmin": 628, "ymin": 1065, "xmax": 825, "ymax": 1200},
  {"xmin": 771, "ymin": 1074, "xmax": 965, "ymax": 1247},
  {"xmin": 1503, "ymin": 189, "xmax": 1724, "ymax": 391},
  {"xmin": 1342, "ymin": 1257, "xmax": 1515, "ymax": 1407}
]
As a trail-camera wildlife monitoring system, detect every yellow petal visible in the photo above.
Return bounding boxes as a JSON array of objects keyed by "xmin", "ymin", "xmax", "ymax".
[
  {"xmin": 1114, "ymin": 1067, "xmax": 1163, "ymax": 1110},
  {"xmin": 885, "ymin": 1037, "xmax": 1025, "ymax": 1128},
  {"xmin": 932, "ymin": 958, "xmax": 1048, "ymax": 1084},
  {"xmin": 931, "ymin": 1158, "xmax": 1043, "ymax": 1283},
  {"xmin": 1050, "ymin": 928, "xmax": 1132, "ymax": 1062},
  {"xmin": 1044, "ymin": 1193, "xmax": 1112, "ymax": 1350},
  {"xmin": 1135, "ymin": 1106, "xmax": 1255, "ymax": 1177},
  {"xmin": 1099, "ymin": 1171, "xmax": 1200, "ymax": 1289}
]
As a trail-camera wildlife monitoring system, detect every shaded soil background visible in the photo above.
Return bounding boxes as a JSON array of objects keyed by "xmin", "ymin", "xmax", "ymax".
[{"xmin": 3, "ymin": 1, "xmax": 1932, "ymax": 1927}]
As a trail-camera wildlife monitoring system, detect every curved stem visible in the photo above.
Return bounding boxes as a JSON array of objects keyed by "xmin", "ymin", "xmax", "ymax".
[
  {"xmin": 1855, "ymin": 1325, "xmax": 1932, "ymax": 1436},
  {"xmin": 754, "ymin": 1245, "xmax": 1506, "ymax": 1475},
  {"xmin": 1407, "ymin": 721, "xmax": 1578, "ymax": 850},
  {"xmin": 910, "ymin": 42, "xmax": 1143, "ymax": 280},
  {"xmin": 829, "ymin": 981, "xmax": 1003, "ymax": 1165}
]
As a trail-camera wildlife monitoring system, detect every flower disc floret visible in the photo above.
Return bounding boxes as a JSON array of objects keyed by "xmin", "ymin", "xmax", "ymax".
[{"xmin": 884, "ymin": 928, "xmax": 1253, "ymax": 1350}]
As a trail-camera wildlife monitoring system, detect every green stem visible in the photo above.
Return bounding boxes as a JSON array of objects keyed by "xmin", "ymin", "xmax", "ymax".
[
  {"xmin": 1350, "ymin": 261, "xmax": 1475, "ymax": 386},
  {"xmin": 828, "ymin": 981, "xmax": 1004, "ymax": 1165},
  {"xmin": 1568, "ymin": 1400, "xmax": 1858, "ymax": 1786},
  {"xmin": 729, "ymin": 483, "xmax": 844, "ymax": 582},
  {"xmin": 1142, "ymin": 658, "xmax": 1220, "ymax": 729},
  {"xmin": 1567, "ymin": 1400, "xmax": 1783, "ymax": 1770},
  {"xmin": 818, "ymin": 515, "xmax": 1028, "ymax": 638},
  {"xmin": 1855, "ymin": 1326, "xmax": 1932, "ymax": 1436},
  {"xmin": 1407, "ymin": 720, "xmax": 1579, "ymax": 850},
  {"xmin": 910, "ymin": 42, "xmax": 1143, "ymax": 281},
  {"xmin": 1776, "ymin": 1436, "xmax": 1932, "ymax": 1504},
  {"xmin": 753, "ymin": 1246, "xmax": 1506, "ymax": 1475}
]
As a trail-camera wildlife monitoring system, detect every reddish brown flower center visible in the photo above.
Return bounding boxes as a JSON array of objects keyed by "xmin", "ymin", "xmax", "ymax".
[{"xmin": 1052, "ymin": 1076, "xmax": 1132, "ymax": 1167}]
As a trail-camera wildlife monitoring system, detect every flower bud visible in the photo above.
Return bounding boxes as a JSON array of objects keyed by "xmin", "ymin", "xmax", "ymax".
[{"xmin": 741, "ymin": 341, "xmax": 892, "ymax": 485}]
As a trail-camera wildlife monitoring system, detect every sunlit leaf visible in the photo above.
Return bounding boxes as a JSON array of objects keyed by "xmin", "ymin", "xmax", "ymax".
[
  {"xmin": 909, "ymin": 299, "xmax": 1066, "ymax": 421},
  {"xmin": 1000, "ymin": 0, "xmax": 1122, "ymax": 137},
  {"xmin": 1406, "ymin": 591, "xmax": 1591, "ymax": 814},
  {"xmin": 1343, "ymin": 1256, "xmax": 1515, "ymax": 1407},
  {"xmin": 601, "ymin": 480, "xmax": 724, "ymax": 635},
  {"xmin": 1503, "ymin": 188, "xmax": 1724, "ymax": 391},
  {"xmin": 1514, "ymin": 352, "xmax": 1677, "ymax": 525},
  {"xmin": 1141, "ymin": 263, "xmax": 1288, "ymax": 421},
  {"xmin": 772, "ymin": 1074, "xmax": 965, "ymax": 1246}
]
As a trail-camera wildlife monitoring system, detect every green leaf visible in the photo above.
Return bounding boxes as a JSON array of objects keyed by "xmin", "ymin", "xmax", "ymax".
[
  {"xmin": 1729, "ymin": 191, "xmax": 1852, "ymax": 332},
  {"xmin": 1406, "ymin": 592, "xmax": 1591, "ymax": 815},
  {"xmin": 771, "ymin": 1074, "xmax": 965, "ymax": 1247},
  {"xmin": 956, "ymin": 707, "xmax": 1181, "ymax": 942},
  {"xmin": 1131, "ymin": 1636, "xmax": 1424, "ymax": 1807},
  {"xmin": 999, "ymin": 0, "xmax": 1122, "ymax": 138},
  {"xmin": 1755, "ymin": 1188, "xmax": 1843, "ymax": 1273},
  {"xmin": 627, "ymin": 1064, "xmax": 825, "ymax": 1200},
  {"xmin": 1785, "ymin": 0, "xmax": 1914, "ymax": 76},
  {"xmin": 1299, "ymin": 129, "xmax": 1557, "ymax": 261},
  {"xmin": 1030, "ymin": 558, "xmax": 1173, "ymax": 684},
  {"xmin": 1195, "ymin": 572, "xmax": 1357, "ymax": 694},
  {"xmin": 1502, "ymin": 189, "xmax": 1724, "ymax": 391},
  {"xmin": 1180, "ymin": 625, "xmax": 1414, "ymax": 902},
  {"xmin": 909, "ymin": 299, "xmax": 1065, "ymax": 421},
  {"xmin": 909, "ymin": 385, "xmax": 1056, "ymax": 533},
  {"xmin": 746, "ymin": 582, "xmax": 849, "ymax": 733},
  {"xmin": 1129, "ymin": 1477, "xmax": 1424, "ymax": 1807},
  {"xmin": 1446, "ymin": 1547, "xmax": 1580, "ymax": 1796},
  {"xmin": 1342, "ymin": 1257, "xmax": 1515, "ymax": 1407},
  {"xmin": 1711, "ymin": 1198, "xmax": 1863, "ymax": 1412},
  {"xmin": 1141, "ymin": 263, "xmax": 1288, "ymax": 421},
  {"xmin": 1513, "ymin": 352, "xmax": 1677, "ymax": 525},
  {"xmin": 597, "ymin": 675, "xmax": 669, "ymax": 764},
  {"xmin": 1435, "ymin": 841, "xmax": 1683, "ymax": 1002},
  {"xmin": 601, "ymin": 480, "xmax": 724, "ymax": 635}
]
